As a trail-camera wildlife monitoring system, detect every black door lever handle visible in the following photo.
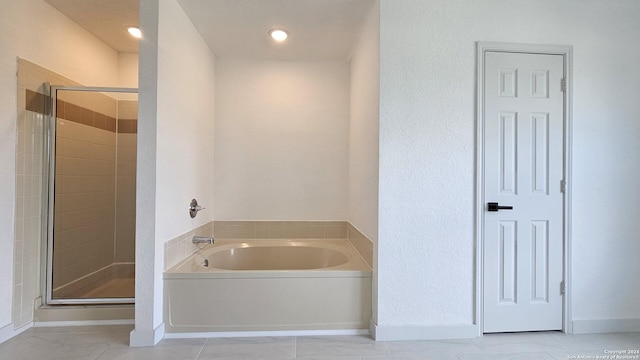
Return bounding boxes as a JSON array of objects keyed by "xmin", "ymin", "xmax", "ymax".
[{"xmin": 487, "ymin": 202, "xmax": 513, "ymax": 212}]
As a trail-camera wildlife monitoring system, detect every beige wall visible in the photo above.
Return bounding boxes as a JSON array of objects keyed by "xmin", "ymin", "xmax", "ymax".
[
  {"xmin": 118, "ymin": 53, "xmax": 139, "ymax": 88},
  {"xmin": 214, "ymin": 58, "xmax": 350, "ymax": 221}
]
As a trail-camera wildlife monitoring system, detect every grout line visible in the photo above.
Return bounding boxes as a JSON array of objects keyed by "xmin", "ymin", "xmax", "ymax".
[
  {"xmin": 194, "ymin": 340, "xmax": 206, "ymax": 360},
  {"xmin": 92, "ymin": 345, "xmax": 110, "ymax": 360},
  {"xmin": 468, "ymin": 337, "xmax": 483, "ymax": 353},
  {"xmin": 382, "ymin": 340, "xmax": 391, "ymax": 356}
]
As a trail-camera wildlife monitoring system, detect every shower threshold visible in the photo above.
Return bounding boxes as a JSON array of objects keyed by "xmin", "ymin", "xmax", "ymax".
[{"xmin": 35, "ymin": 304, "xmax": 134, "ymax": 324}]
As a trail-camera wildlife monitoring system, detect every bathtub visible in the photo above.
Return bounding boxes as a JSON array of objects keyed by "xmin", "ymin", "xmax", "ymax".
[{"xmin": 164, "ymin": 239, "xmax": 372, "ymax": 334}]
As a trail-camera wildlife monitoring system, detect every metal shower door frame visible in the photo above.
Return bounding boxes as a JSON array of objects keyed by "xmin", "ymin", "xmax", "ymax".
[{"xmin": 44, "ymin": 85, "xmax": 138, "ymax": 305}]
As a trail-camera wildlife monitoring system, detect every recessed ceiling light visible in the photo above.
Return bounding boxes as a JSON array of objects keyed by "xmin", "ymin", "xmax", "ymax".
[
  {"xmin": 269, "ymin": 29, "xmax": 288, "ymax": 42},
  {"xmin": 127, "ymin": 27, "xmax": 142, "ymax": 39}
]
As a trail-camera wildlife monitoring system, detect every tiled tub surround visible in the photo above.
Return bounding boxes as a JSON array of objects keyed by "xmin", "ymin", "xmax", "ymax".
[
  {"xmin": 164, "ymin": 222, "xmax": 215, "ymax": 271},
  {"xmin": 164, "ymin": 238, "xmax": 372, "ymax": 334},
  {"xmin": 347, "ymin": 222, "xmax": 373, "ymax": 269}
]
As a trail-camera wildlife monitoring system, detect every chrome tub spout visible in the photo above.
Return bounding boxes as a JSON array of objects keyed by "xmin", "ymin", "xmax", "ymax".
[{"xmin": 192, "ymin": 236, "xmax": 214, "ymax": 245}]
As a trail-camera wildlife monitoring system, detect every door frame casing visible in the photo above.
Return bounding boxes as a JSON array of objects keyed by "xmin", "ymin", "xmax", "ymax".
[{"xmin": 474, "ymin": 41, "xmax": 573, "ymax": 336}]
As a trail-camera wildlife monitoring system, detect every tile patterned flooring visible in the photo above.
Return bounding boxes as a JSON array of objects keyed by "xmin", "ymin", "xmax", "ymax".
[{"xmin": 0, "ymin": 325, "xmax": 638, "ymax": 360}]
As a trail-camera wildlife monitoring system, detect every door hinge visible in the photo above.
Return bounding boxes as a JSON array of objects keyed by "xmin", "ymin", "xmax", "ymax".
[
  {"xmin": 561, "ymin": 281, "xmax": 566, "ymax": 295},
  {"xmin": 561, "ymin": 78, "xmax": 567, "ymax": 92},
  {"xmin": 560, "ymin": 179, "xmax": 567, "ymax": 193}
]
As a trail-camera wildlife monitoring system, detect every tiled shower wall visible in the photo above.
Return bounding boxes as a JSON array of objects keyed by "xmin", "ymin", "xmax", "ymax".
[
  {"xmin": 115, "ymin": 101, "xmax": 137, "ymax": 263},
  {"xmin": 14, "ymin": 59, "xmax": 49, "ymax": 328},
  {"xmin": 14, "ymin": 59, "xmax": 137, "ymax": 327},
  {"xmin": 52, "ymin": 90, "xmax": 118, "ymax": 290}
]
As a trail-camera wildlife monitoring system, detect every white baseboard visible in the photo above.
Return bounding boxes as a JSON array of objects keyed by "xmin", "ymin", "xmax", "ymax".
[
  {"xmin": 164, "ymin": 328, "xmax": 369, "ymax": 339},
  {"xmin": 34, "ymin": 319, "xmax": 134, "ymax": 327},
  {"xmin": 572, "ymin": 318, "xmax": 640, "ymax": 334},
  {"xmin": 0, "ymin": 322, "xmax": 33, "ymax": 344},
  {"xmin": 372, "ymin": 323, "xmax": 478, "ymax": 341},
  {"xmin": 130, "ymin": 323, "xmax": 165, "ymax": 347}
]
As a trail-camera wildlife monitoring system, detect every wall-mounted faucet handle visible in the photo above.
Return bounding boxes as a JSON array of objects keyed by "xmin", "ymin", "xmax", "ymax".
[{"xmin": 189, "ymin": 198, "xmax": 205, "ymax": 218}]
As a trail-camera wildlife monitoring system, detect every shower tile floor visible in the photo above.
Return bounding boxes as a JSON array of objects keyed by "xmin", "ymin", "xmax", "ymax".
[
  {"xmin": 0, "ymin": 325, "xmax": 638, "ymax": 360},
  {"xmin": 81, "ymin": 278, "xmax": 135, "ymax": 299}
]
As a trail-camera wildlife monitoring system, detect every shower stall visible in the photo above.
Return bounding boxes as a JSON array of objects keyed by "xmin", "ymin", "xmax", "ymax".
[{"xmin": 44, "ymin": 85, "xmax": 138, "ymax": 305}]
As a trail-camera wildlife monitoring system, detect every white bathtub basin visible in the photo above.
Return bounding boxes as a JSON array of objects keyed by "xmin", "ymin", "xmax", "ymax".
[
  {"xmin": 205, "ymin": 244, "xmax": 348, "ymax": 270},
  {"xmin": 168, "ymin": 239, "xmax": 370, "ymax": 275},
  {"xmin": 164, "ymin": 239, "xmax": 372, "ymax": 333}
]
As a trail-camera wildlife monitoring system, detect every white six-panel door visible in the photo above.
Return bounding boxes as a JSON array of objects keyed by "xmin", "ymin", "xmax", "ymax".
[{"xmin": 483, "ymin": 51, "xmax": 564, "ymax": 333}]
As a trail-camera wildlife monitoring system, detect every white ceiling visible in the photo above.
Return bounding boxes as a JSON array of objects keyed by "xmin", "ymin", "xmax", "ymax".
[
  {"xmin": 176, "ymin": 0, "xmax": 375, "ymax": 60},
  {"xmin": 44, "ymin": 0, "xmax": 375, "ymax": 61},
  {"xmin": 45, "ymin": 0, "xmax": 140, "ymax": 53}
]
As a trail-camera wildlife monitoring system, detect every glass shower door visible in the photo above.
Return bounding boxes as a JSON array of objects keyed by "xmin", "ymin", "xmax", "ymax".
[{"xmin": 46, "ymin": 85, "xmax": 137, "ymax": 304}]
